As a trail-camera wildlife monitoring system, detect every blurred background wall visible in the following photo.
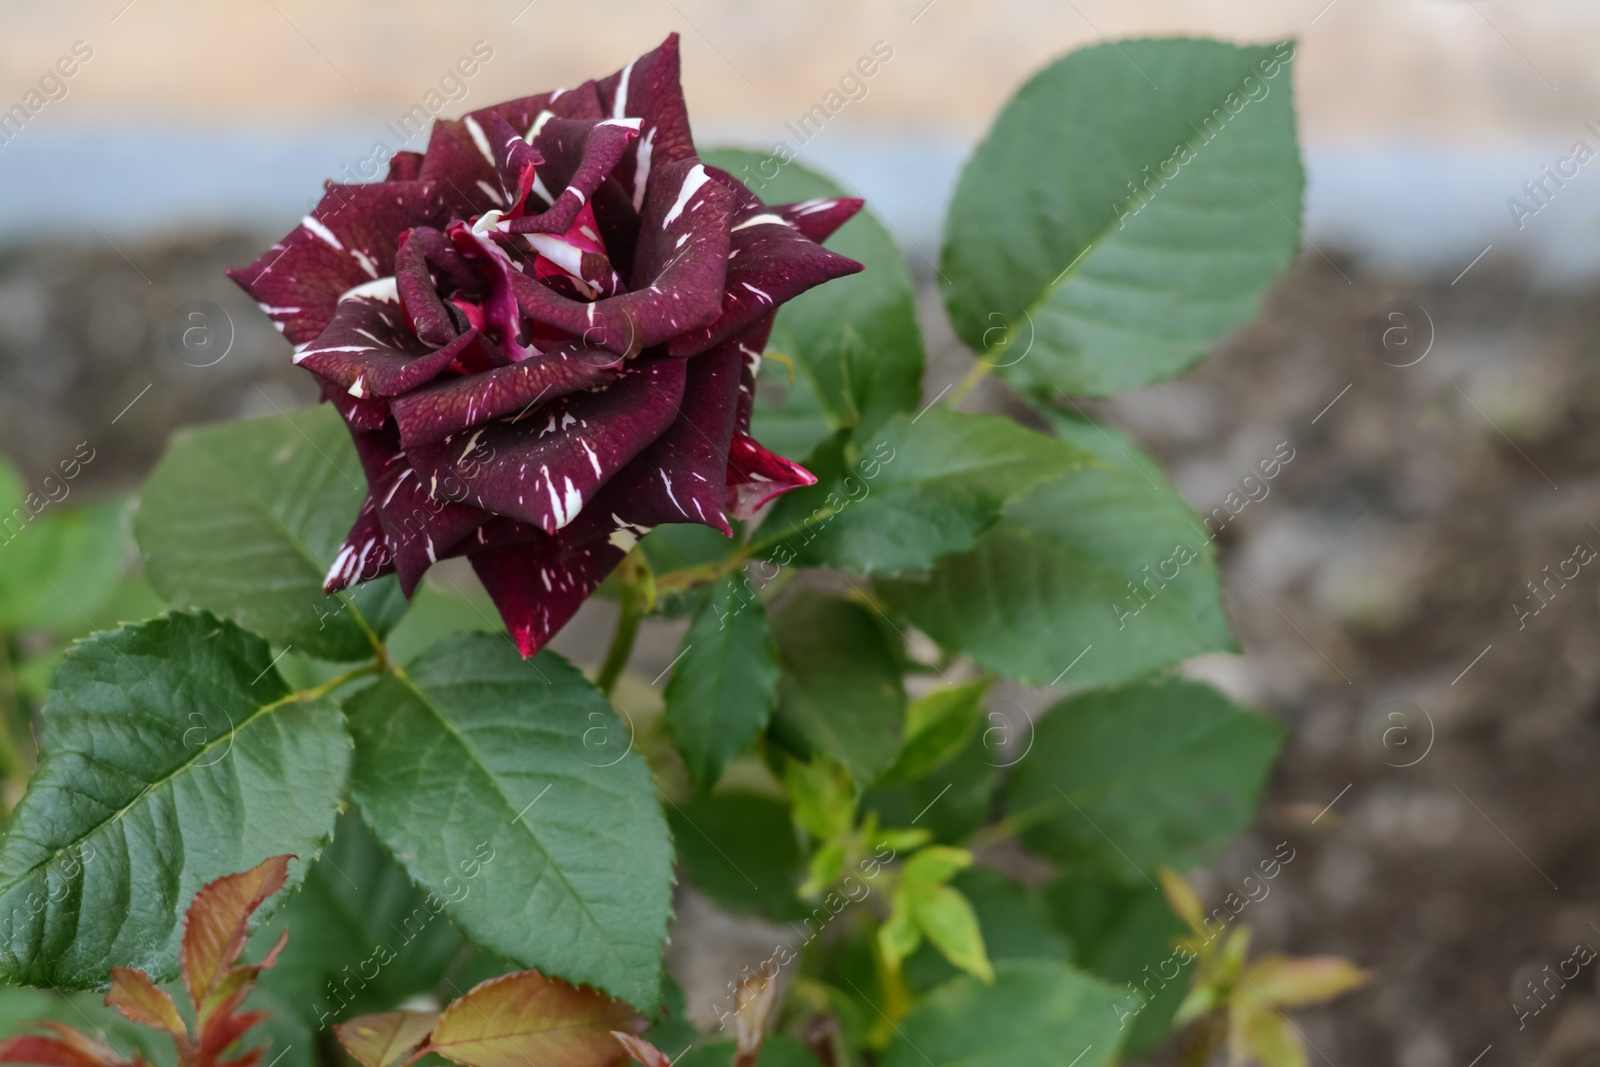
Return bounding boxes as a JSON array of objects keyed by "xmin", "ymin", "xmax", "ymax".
[{"xmin": 4, "ymin": 0, "xmax": 1600, "ymax": 274}]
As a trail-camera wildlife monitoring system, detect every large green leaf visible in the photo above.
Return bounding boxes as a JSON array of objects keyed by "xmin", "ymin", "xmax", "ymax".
[
  {"xmin": 881, "ymin": 959, "xmax": 1132, "ymax": 1067},
  {"xmin": 760, "ymin": 411, "xmax": 1090, "ymax": 575},
  {"xmin": 942, "ymin": 38, "xmax": 1303, "ymax": 397},
  {"xmin": 664, "ymin": 580, "xmax": 780, "ymax": 792},
  {"xmin": 0, "ymin": 611, "xmax": 349, "ymax": 988},
  {"xmin": 0, "ymin": 493, "xmax": 128, "ymax": 634},
  {"xmin": 702, "ymin": 148, "xmax": 925, "ymax": 451},
  {"xmin": 1043, "ymin": 871, "xmax": 1190, "ymax": 1054},
  {"xmin": 768, "ymin": 593, "xmax": 906, "ymax": 782},
  {"xmin": 666, "ymin": 792, "xmax": 808, "ymax": 922},
  {"xmin": 1008, "ymin": 678, "xmax": 1282, "ymax": 874},
  {"xmin": 344, "ymin": 634, "xmax": 674, "ymax": 1011},
  {"xmin": 253, "ymin": 812, "xmax": 466, "ymax": 1029},
  {"xmin": 876, "ymin": 419, "xmax": 1230, "ymax": 688},
  {"xmin": 135, "ymin": 407, "xmax": 407, "ymax": 661}
]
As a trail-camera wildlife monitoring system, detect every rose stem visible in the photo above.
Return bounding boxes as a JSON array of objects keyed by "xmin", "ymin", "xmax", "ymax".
[{"xmin": 596, "ymin": 550, "xmax": 650, "ymax": 696}]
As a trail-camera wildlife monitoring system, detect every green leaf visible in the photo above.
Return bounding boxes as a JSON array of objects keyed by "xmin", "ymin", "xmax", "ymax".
[
  {"xmin": 0, "ymin": 611, "xmax": 350, "ymax": 989},
  {"xmin": 1009, "ymin": 678, "xmax": 1282, "ymax": 874},
  {"xmin": 703, "ymin": 149, "xmax": 925, "ymax": 449},
  {"xmin": 135, "ymin": 406, "xmax": 408, "ymax": 661},
  {"xmin": 0, "ymin": 498, "xmax": 129, "ymax": 634},
  {"xmin": 761, "ymin": 412, "xmax": 1090, "ymax": 575},
  {"xmin": 666, "ymin": 792, "xmax": 809, "ymax": 923},
  {"xmin": 942, "ymin": 38, "xmax": 1304, "ymax": 397},
  {"xmin": 879, "ymin": 679, "xmax": 989, "ymax": 785},
  {"xmin": 382, "ymin": 581, "xmax": 504, "ymax": 664},
  {"xmin": 253, "ymin": 811, "xmax": 465, "ymax": 1028},
  {"xmin": 910, "ymin": 884, "xmax": 994, "ymax": 984},
  {"xmin": 1043, "ymin": 870, "xmax": 1191, "ymax": 1054},
  {"xmin": 904, "ymin": 868, "xmax": 1074, "ymax": 994},
  {"xmin": 664, "ymin": 579, "xmax": 780, "ymax": 792},
  {"xmin": 876, "ymin": 419, "xmax": 1230, "ymax": 687},
  {"xmin": 881, "ymin": 959, "xmax": 1133, "ymax": 1067},
  {"xmin": 783, "ymin": 756, "xmax": 858, "ymax": 842},
  {"xmin": 345, "ymin": 634, "xmax": 674, "ymax": 1011},
  {"xmin": 768, "ymin": 593, "xmax": 906, "ymax": 782},
  {"xmin": 864, "ymin": 729, "xmax": 1002, "ymax": 845}
]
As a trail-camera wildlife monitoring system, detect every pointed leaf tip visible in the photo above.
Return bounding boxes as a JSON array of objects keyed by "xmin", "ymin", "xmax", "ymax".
[
  {"xmin": 336, "ymin": 1011, "xmax": 442, "ymax": 1067},
  {"xmin": 181, "ymin": 854, "xmax": 293, "ymax": 1011},
  {"xmin": 106, "ymin": 967, "xmax": 187, "ymax": 1037},
  {"xmin": 612, "ymin": 1033, "xmax": 672, "ymax": 1067}
]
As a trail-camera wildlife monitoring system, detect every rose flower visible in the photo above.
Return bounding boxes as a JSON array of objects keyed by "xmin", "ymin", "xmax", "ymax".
[{"xmin": 229, "ymin": 35, "xmax": 864, "ymax": 656}]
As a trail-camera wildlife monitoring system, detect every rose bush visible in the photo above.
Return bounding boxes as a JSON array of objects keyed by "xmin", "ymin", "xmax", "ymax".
[
  {"xmin": 0, "ymin": 32, "xmax": 1360, "ymax": 1067},
  {"xmin": 230, "ymin": 34, "xmax": 857, "ymax": 655}
]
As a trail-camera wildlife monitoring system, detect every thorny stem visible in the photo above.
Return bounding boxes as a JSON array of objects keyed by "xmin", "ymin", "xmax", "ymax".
[{"xmin": 596, "ymin": 548, "xmax": 651, "ymax": 696}]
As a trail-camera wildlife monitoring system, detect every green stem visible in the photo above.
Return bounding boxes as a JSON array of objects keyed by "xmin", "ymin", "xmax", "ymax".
[
  {"xmin": 653, "ymin": 504, "xmax": 847, "ymax": 598},
  {"xmin": 596, "ymin": 551, "xmax": 649, "ymax": 696},
  {"xmin": 943, "ymin": 354, "xmax": 996, "ymax": 410},
  {"xmin": 299, "ymin": 662, "xmax": 385, "ymax": 702}
]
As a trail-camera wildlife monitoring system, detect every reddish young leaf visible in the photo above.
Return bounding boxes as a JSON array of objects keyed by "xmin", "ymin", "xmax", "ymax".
[
  {"xmin": 429, "ymin": 970, "xmax": 645, "ymax": 1067},
  {"xmin": 106, "ymin": 967, "xmax": 186, "ymax": 1037},
  {"xmin": 181, "ymin": 855, "xmax": 292, "ymax": 1012},
  {"xmin": 612, "ymin": 1032, "xmax": 672, "ymax": 1067},
  {"xmin": 335, "ymin": 1011, "xmax": 441, "ymax": 1067},
  {"xmin": 0, "ymin": 1030, "xmax": 124, "ymax": 1067}
]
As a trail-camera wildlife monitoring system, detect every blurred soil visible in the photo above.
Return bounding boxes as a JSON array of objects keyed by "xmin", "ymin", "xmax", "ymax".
[{"xmin": 5, "ymin": 234, "xmax": 1600, "ymax": 1066}]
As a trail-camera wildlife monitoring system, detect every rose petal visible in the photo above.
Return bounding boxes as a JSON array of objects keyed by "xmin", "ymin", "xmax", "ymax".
[
  {"xmin": 298, "ymin": 298, "xmax": 486, "ymax": 398},
  {"xmin": 323, "ymin": 495, "xmax": 396, "ymax": 593},
  {"xmin": 406, "ymin": 356, "xmax": 687, "ymax": 535},
  {"xmin": 386, "ymin": 151, "xmax": 425, "ymax": 182},
  {"xmin": 351, "ymin": 428, "xmax": 491, "ymax": 596},
  {"xmin": 427, "ymin": 85, "xmax": 607, "ymax": 218},
  {"xmin": 773, "ymin": 197, "xmax": 864, "ymax": 244},
  {"xmin": 470, "ymin": 534, "xmax": 625, "ymax": 657},
  {"xmin": 390, "ymin": 343, "xmax": 624, "ymax": 449},
  {"xmin": 319, "ymin": 374, "xmax": 392, "ymax": 432},
  {"xmin": 506, "ymin": 116, "xmax": 641, "ymax": 237},
  {"xmin": 227, "ymin": 182, "xmax": 450, "ymax": 346},
  {"xmin": 483, "ymin": 110, "xmax": 546, "ymax": 213},
  {"xmin": 732, "ymin": 313, "xmax": 776, "ymax": 435},
  {"xmin": 396, "ymin": 226, "xmax": 483, "ymax": 347},
  {"xmin": 509, "ymin": 158, "xmax": 733, "ymax": 357},
  {"xmin": 725, "ymin": 432, "xmax": 818, "ymax": 519},
  {"xmin": 564, "ymin": 331, "xmax": 748, "ymax": 541},
  {"xmin": 595, "ymin": 34, "xmax": 697, "ymax": 213},
  {"xmin": 666, "ymin": 175, "xmax": 862, "ymax": 357}
]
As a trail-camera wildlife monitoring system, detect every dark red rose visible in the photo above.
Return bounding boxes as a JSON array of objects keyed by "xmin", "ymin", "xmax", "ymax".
[{"xmin": 229, "ymin": 35, "xmax": 864, "ymax": 656}]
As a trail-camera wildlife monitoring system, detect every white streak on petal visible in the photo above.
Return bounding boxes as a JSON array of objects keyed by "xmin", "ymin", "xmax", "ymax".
[
  {"xmin": 301, "ymin": 216, "xmax": 344, "ymax": 250},
  {"xmin": 525, "ymin": 109, "xmax": 556, "ymax": 142},
  {"xmin": 731, "ymin": 212, "xmax": 792, "ymax": 233},
  {"xmin": 612, "ymin": 61, "xmax": 634, "ymax": 119},
  {"xmin": 339, "ymin": 276, "xmax": 399, "ymax": 304},
  {"xmin": 463, "ymin": 115, "xmax": 495, "ymax": 164},
  {"xmin": 663, "ymin": 165, "xmax": 711, "ymax": 230}
]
